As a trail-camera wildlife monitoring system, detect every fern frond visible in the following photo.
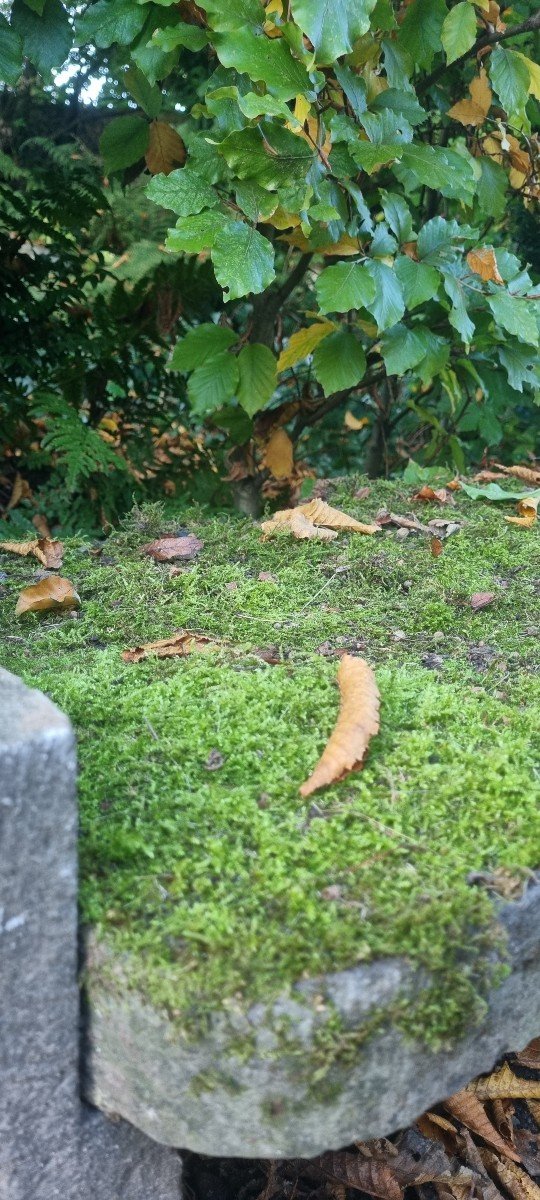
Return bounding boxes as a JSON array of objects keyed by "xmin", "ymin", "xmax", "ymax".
[{"xmin": 31, "ymin": 395, "xmax": 127, "ymax": 492}]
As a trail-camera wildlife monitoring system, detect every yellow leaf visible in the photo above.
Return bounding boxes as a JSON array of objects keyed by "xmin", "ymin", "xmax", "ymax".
[
  {"xmin": 321, "ymin": 234, "xmax": 363, "ymax": 257},
  {"xmin": 289, "ymin": 511, "xmax": 338, "ymax": 541},
  {"xmin": 262, "ymin": 428, "xmax": 294, "ymax": 479},
  {"xmin": 344, "ymin": 411, "xmax": 370, "ymax": 431},
  {"xmin": 505, "ymin": 495, "xmax": 538, "ymax": 528},
  {"xmin": 515, "ymin": 52, "xmax": 540, "ymax": 101},
  {"xmin": 264, "ymin": 206, "xmax": 301, "ymax": 230},
  {"xmin": 299, "ymin": 656, "xmax": 380, "ymax": 797},
  {"xmin": 466, "ymin": 247, "xmax": 503, "ymax": 284},
  {"xmin": 15, "ymin": 576, "xmax": 80, "ymax": 617},
  {"xmin": 448, "ymin": 69, "xmax": 492, "ymax": 126},
  {"xmin": 0, "ymin": 538, "xmax": 39, "ymax": 558},
  {"xmin": 301, "ymin": 498, "xmax": 380, "ymax": 533},
  {"xmin": 467, "ymin": 1062, "xmax": 540, "ymax": 1101},
  {"xmin": 277, "ymin": 320, "xmax": 335, "ymax": 371},
  {"xmin": 293, "ymin": 94, "xmax": 311, "ymax": 125},
  {"xmin": 145, "ymin": 121, "xmax": 186, "ymax": 175}
]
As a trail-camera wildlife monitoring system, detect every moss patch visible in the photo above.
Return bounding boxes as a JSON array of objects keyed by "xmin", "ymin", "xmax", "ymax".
[{"xmin": 1, "ymin": 477, "xmax": 539, "ymax": 1046}]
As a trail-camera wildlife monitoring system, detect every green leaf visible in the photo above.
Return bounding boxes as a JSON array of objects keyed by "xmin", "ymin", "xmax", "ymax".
[
  {"xmin": 99, "ymin": 115, "xmax": 149, "ymax": 174},
  {"xmin": 498, "ymin": 345, "xmax": 538, "ymax": 393},
  {"xmin": 187, "ymin": 351, "xmax": 240, "ymax": 416},
  {"xmin": 371, "ymin": 0, "xmax": 396, "ymax": 31},
  {"xmin": 218, "ymin": 126, "xmax": 314, "ymax": 189},
  {"xmin": 460, "ymin": 482, "xmax": 540, "ymax": 503},
  {"xmin": 380, "ymin": 191, "xmax": 413, "ymax": 244},
  {"xmin": 441, "ymin": 2, "xmax": 476, "ymax": 65},
  {"xmin": 334, "ymin": 64, "xmax": 368, "ymax": 118},
  {"xmin": 382, "ymin": 38, "xmax": 413, "ymax": 91},
  {"xmin": 315, "ymin": 262, "xmax": 376, "ymax": 315},
  {"xmin": 166, "ymin": 212, "xmax": 231, "ymax": 253},
  {"xmin": 415, "ymin": 332, "xmax": 450, "ymax": 383},
  {"xmin": 312, "ymin": 331, "xmax": 367, "ymax": 396},
  {"xmin": 131, "ymin": 22, "xmax": 178, "ymax": 84},
  {"xmin": 11, "ymin": 0, "xmax": 71, "ymax": 80},
  {"xmin": 489, "ymin": 45, "xmax": 530, "ymax": 124},
  {"xmin": 214, "ymin": 29, "xmax": 310, "ymax": 99},
  {"xmin": 234, "ymin": 181, "xmax": 278, "ymax": 222},
  {"xmin": 370, "ymin": 88, "xmax": 426, "ymax": 127},
  {"xmin": 236, "ymin": 91, "xmax": 292, "ymax": 120},
  {"xmin": 211, "ymin": 221, "xmax": 276, "ymax": 299},
  {"xmin": 236, "ymin": 344, "xmax": 277, "ymax": 416},
  {"xmin": 397, "ymin": 144, "xmax": 477, "ymax": 202},
  {"xmin": 394, "ymin": 256, "xmax": 439, "ymax": 310},
  {"xmin": 198, "ymin": 0, "xmax": 265, "ymax": 33},
  {"xmin": 349, "ymin": 142, "xmax": 402, "ymax": 174},
  {"xmin": 397, "ymin": 0, "xmax": 447, "ymax": 71},
  {"xmin": 151, "ymin": 22, "xmax": 207, "ymax": 51},
  {"xmin": 441, "ymin": 271, "xmax": 475, "ymax": 345},
  {"xmin": 417, "ymin": 215, "xmax": 462, "ymax": 261},
  {"xmin": 289, "ymin": 0, "xmax": 376, "ymax": 63},
  {"xmin": 147, "ymin": 167, "xmax": 218, "ymax": 216},
  {"xmin": 380, "ymin": 324, "xmax": 427, "ymax": 375},
  {"xmin": 0, "ymin": 15, "xmax": 23, "ymax": 85},
  {"xmin": 75, "ymin": 0, "xmax": 147, "ymax": 48},
  {"xmin": 477, "ymin": 158, "xmax": 507, "ymax": 220},
  {"xmin": 488, "ymin": 293, "xmax": 539, "ymax": 348},
  {"xmin": 124, "ymin": 64, "xmax": 162, "ymax": 117},
  {"xmin": 364, "ymin": 260, "xmax": 406, "ymax": 332},
  {"xmin": 170, "ymin": 324, "xmax": 238, "ymax": 372}
]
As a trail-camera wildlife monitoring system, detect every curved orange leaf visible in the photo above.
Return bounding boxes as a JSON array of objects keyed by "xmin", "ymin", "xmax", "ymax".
[{"xmin": 299, "ymin": 656, "xmax": 380, "ymax": 798}]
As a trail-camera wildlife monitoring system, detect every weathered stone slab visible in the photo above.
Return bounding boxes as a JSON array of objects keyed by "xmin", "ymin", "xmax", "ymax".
[
  {"xmin": 85, "ymin": 879, "xmax": 540, "ymax": 1158},
  {"xmin": 0, "ymin": 669, "xmax": 182, "ymax": 1200}
]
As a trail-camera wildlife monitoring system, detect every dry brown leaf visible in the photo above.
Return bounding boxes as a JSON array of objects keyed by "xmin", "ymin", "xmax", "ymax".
[
  {"xmin": 15, "ymin": 576, "xmax": 80, "ymax": 617},
  {"xmin": 466, "ymin": 248, "xmax": 503, "ymax": 285},
  {"xmin": 495, "ymin": 464, "xmax": 540, "ymax": 486},
  {"xmin": 431, "ymin": 537, "xmax": 443, "ymax": 557},
  {"xmin": 145, "ymin": 121, "xmax": 186, "ymax": 175},
  {"xmin": 299, "ymin": 655, "xmax": 380, "ymax": 797},
  {"xmin": 473, "ymin": 470, "xmax": 508, "ymax": 482},
  {"xmin": 470, "ymin": 592, "xmax": 495, "ymax": 610},
  {"xmin": 528, "ymin": 1100, "xmax": 540, "ymax": 1126},
  {"xmin": 5, "ymin": 472, "xmax": 32, "ymax": 511},
  {"xmin": 513, "ymin": 1130, "xmax": 540, "ymax": 1178},
  {"xmin": 123, "ymin": 631, "xmax": 218, "ymax": 663},
  {"xmin": 32, "ymin": 513, "xmax": 52, "ymax": 538},
  {"xmin": 505, "ymin": 496, "xmax": 539, "ymax": 529},
  {"xmin": 413, "ymin": 486, "xmax": 453, "ymax": 505},
  {"xmin": 516, "ymin": 1038, "xmax": 540, "ymax": 1070},
  {"xmin": 467, "ymin": 1062, "xmax": 540, "ymax": 1101},
  {"xmin": 0, "ymin": 538, "xmax": 40, "ymax": 558},
  {"xmin": 480, "ymin": 1150, "xmax": 540, "ymax": 1200},
  {"xmin": 301, "ymin": 498, "xmax": 380, "ymax": 534},
  {"xmin": 289, "ymin": 510, "xmax": 337, "ymax": 540},
  {"xmin": 0, "ymin": 537, "xmax": 63, "ymax": 567},
  {"xmin": 261, "ymin": 499, "xmax": 379, "ymax": 539},
  {"xmin": 263, "ymin": 429, "xmax": 294, "ymax": 479},
  {"xmin": 142, "ymin": 535, "xmax": 203, "ymax": 561},
  {"xmin": 448, "ymin": 69, "xmax": 492, "ymax": 126},
  {"xmin": 444, "ymin": 1091, "xmax": 520, "ymax": 1162},
  {"xmin": 316, "ymin": 1151, "xmax": 402, "ymax": 1200},
  {"xmin": 344, "ymin": 411, "xmax": 370, "ymax": 431}
]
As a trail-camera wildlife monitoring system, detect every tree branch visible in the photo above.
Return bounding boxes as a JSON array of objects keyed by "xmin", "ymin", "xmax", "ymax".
[
  {"xmin": 419, "ymin": 10, "xmax": 540, "ymax": 95},
  {"xmin": 250, "ymin": 253, "xmax": 313, "ymax": 347}
]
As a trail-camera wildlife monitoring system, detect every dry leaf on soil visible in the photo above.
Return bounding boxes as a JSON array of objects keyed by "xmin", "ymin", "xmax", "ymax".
[
  {"xmin": 413, "ymin": 486, "xmax": 454, "ymax": 505},
  {"xmin": 262, "ymin": 499, "xmax": 380, "ymax": 539},
  {"xmin": 467, "ymin": 1062, "xmax": 540, "ymax": 1101},
  {"xmin": 505, "ymin": 496, "xmax": 539, "ymax": 528},
  {"xmin": 32, "ymin": 513, "xmax": 52, "ymax": 538},
  {"xmin": 470, "ymin": 592, "xmax": 495, "ymax": 610},
  {"xmin": 431, "ymin": 537, "xmax": 444, "ymax": 557},
  {"xmin": 299, "ymin": 655, "xmax": 380, "ymax": 797},
  {"xmin": 316, "ymin": 1150, "xmax": 402, "ymax": 1200},
  {"xmin": 0, "ymin": 536, "xmax": 62, "ymax": 565},
  {"xmin": 444, "ymin": 1091, "xmax": 520, "ymax": 1162},
  {"xmin": 495, "ymin": 464, "xmax": 540, "ymax": 486},
  {"xmin": 480, "ymin": 1149, "xmax": 540, "ymax": 1200},
  {"xmin": 15, "ymin": 576, "xmax": 80, "ymax": 617},
  {"xmin": 123, "ymin": 631, "xmax": 219, "ymax": 663},
  {"xmin": 516, "ymin": 1038, "xmax": 540, "ymax": 1070},
  {"xmin": 466, "ymin": 248, "xmax": 503, "ymax": 285},
  {"xmin": 142, "ymin": 535, "xmax": 203, "ymax": 561}
]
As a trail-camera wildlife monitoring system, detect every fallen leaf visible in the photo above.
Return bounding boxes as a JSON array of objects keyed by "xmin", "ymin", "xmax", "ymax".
[
  {"xmin": 431, "ymin": 537, "xmax": 443, "ymax": 557},
  {"xmin": 413, "ymin": 486, "xmax": 453, "ymax": 504},
  {"xmin": 0, "ymin": 536, "xmax": 63, "ymax": 567},
  {"xmin": 0, "ymin": 538, "xmax": 40, "ymax": 558},
  {"xmin": 261, "ymin": 499, "xmax": 379, "ymax": 539},
  {"xmin": 258, "ymin": 571, "xmax": 277, "ymax": 582},
  {"xmin": 142, "ymin": 535, "xmax": 203, "ymax": 561},
  {"xmin": 123, "ymin": 631, "xmax": 218, "ymax": 663},
  {"xmin": 377, "ymin": 510, "xmax": 432, "ymax": 534},
  {"xmin": 505, "ymin": 496, "xmax": 539, "ymax": 528},
  {"xmin": 516, "ymin": 1038, "xmax": 540, "ymax": 1070},
  {"xmin": 289, "ymin": 511, "xmax": 338, "ymax": 541},
  {"xmin": 513, "ymin": 1129, "xmax": 540, "ymax": 1178},
  {"xmin": 15, "ymin": 576, "xmax": 80, "ymax": 617},
  {"xmin": 204, "ymin": 749, "xmax": 225, "ymax": 771},
  {"xmin": 470, "ymin": 592, "xmax": 495, "ymax": 610},
  {"xmin": 495, "ymin": 463, "xmax": 540, "ymax": 486},
  {"xmin": 473, "ymin": 470, "xmax": 508, "ymax": 482},
  {"xmin": 479, "ymin": 1149, "xmax": 540, "ymax": 1200},
  {"xmin": 344, "ymin": 411, "xmax": 370, "ymax": 431},
  {"xmin": 299, "ymin": 655, "xmax": 380, "ymax": 797},
  {"xmin": 263, "ymin": 428, "xmax": 294, "ymax": 479},
  {"xmin": 302, "ymin": 498, "xmax": 380, "ymax": 533},
  {"xmin": 145, "ymin": 120, "xmax": 186, "ymax": 174},
  {"xmin": 466, "ymin": 247, "xmax": 503, "ymax": 285},
  {"xmin": 354, "ymin": 486, "xmax": 371, "ymax": 500},
  {"xmin": 461, "ymin": 482, "xmax": 540, "ymax": 503},
  {"xmin": 316, "ymin": 1150, "xmax": 402, "ymax": 1200},
  {"xmin": 448, "ymin": 69, "xmax": 492, "ymax": 126},
  {"xmin": 32, "ymin": 513, "xmax": 52, "ymax": 538},
  {"xmin": 444, "ymin": 1091, "xmax": 520, "ymax": 1162},
  {"xmin": 5, "ymin": 472, "xmax": 32, "ymax": 511},
  {"xmin": 467, "ymin": 1062, "xmax": 540, "ymax": 1101}
]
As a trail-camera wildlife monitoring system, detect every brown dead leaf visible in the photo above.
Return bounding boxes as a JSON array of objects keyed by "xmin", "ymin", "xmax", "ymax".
[
  {"xmin": 145, "ymin": 121, "xmax": 186, "ymax": 174},
  {"xmin": 444, "ymin": 1092, "xmax": 520, "ymax": 1162},
  {"xmin": 466, "ymin": 248, "xmax": 503, "ymax": 285},
  {"xmin": 413, "ymin": 486, "xmax": 453, "ymax": 504},
  {"xmin": 123, "ymin": 631, "xmax": 218, "ymax": 663},
  {"xmin": 261, "ymin": 499, "xmax": 379, "ymax": 539},
  {"xmin": 289, "ymin": 511, "xmax": 338, "ymax": 540},
  {"xmin": 470, "ymin": 592, "xmax": 495, "ymax": 610},
  {"xmin": 528, "ymin": 1100, "xmax": 540, "ymax": 1127},
  {"xmin": 495, "ymin": 463, "xmax": 540, "ymax": 486},
  {"xmin": 431, "ymin": 537, "xmax": 444, "ymax": 557},
  {"xmin": 15, "ymin": 576, "xmax": 80, "ymax": 617},
  {"xmin": 142, "ymin": 535, "xmax": 203, "ymax": 561},
  {"xmin": 316, "ymin": 1151, "xmax": 402, "ymax": 1200},
  {"xmin": 448, "ymin": 70, "xmax": 492, "ymax": 126},
  {"xmin": 5, "ymin": 472, "xmax": 32, "ymax": 511},
  {"xmin": 505, "ymin": 496, "xmax": 539, "ymax": 529},
  {"xmin": 480, "ymin": 1150, "xmax": 540, "ymax": 1200},
  {"xmin": 299, "ymin": 655, "xmax": 380, "ymax": 797},
  {"xmin": 0, "ymin": 538, "xmax": 40, "ymax": 558},
  {"xmin": 354, "ymin": 486, "xmax": 371, "ymax": 500},
  {"xmin": 32, "ymin": 513, "xmax": 52, "ymax": 538},
  {"xmin": 258, "ymin": 571, "xmax": 277, "ymax": 582},
  {"xmin": 263, "ymin": 429, "xmax": 294, "ymax": 479},
  {"xmin": 513, "ymin": 1130, "xmax": 540, "ymax": 1179},
  {"xmin": 0, "ymin": 537, "xmax": 64, "ymax": 567},
  {"xmin": 473, "ymin": 470, "xmax": 508, "ymax": 482},
  {"xmin": 301, "ymin": 498, "xmax": 380, "ymax": 534},
  {"xmin": 516, "ymin": 1038, "xmax": 540, "ymax": 1070},
  {"xmin": 467, "ymin": 1062, "xmax": 540, "ymax": 1102}
]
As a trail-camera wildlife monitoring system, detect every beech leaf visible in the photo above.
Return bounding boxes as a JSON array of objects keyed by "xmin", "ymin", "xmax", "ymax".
[
  {"xmin": 448, "ymin": 69, "xmax": 492, "ymax": 126},
  {"xmin": 123, "ymin": 631, "xmax": 219, "ymax": 663},
  {"xmin": 505, "ymin": 496, "xmax": 539, "ymax": 528},
  {"xmin": 466, "ymin": 247, "xmax": 503, "ymax": 285},
  {"xmin": 261, "ymin": 499, "xmax": 380, "ymax": 538},
  {"xmin": 470, "ymin": 592, "xmax": 495, "ymax": 610},
  {"xmin": 444, "ymin": 1091, "xmax": 520, "ymax": 1162},
  {"xmin": 15, "ymin": 576, "xmax": 80, "ymax": 617},
  {"xmin": 142, "ymin": 535, "xmax": 203, "ymax": 560},
  {"xmin": 299, "ymin": 655, "xmax": 380, "ymax": 797},
  {"xmin": 467, "ymin": 1061, "xmax": 540, "ymax": 1100},
  {"xmin": 262, "ymin": 428, "xmax": 294, "ymax": 479},
  {"xmin": 145, "ymin": 121, "xmax": 186, "ymax": 175}
]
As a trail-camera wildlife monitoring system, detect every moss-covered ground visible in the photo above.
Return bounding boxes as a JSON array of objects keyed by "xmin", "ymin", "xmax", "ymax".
[{"xmin": 1, "ymin": 477, "xmax": 539, "ymax": 1046}]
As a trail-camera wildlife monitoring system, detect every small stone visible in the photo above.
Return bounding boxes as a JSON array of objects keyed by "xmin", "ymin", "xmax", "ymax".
[
  {"xmin": 321, "ymin": 885, "xmax": 343, "ymax": 901},
  {"xmin": 395, "ymin": 528, "xmax": 410, "ymax": 541},
  {"xmin": 422, "ymin": 653, "xmax": 444, "ymax": 670},
  {"xmin": 204, "ymin": 749, "xmax": 225, "ymax": 771},
  {"xmin": 391, "ymin": 630, "xmax": 407, "ymax": 642},
  {"xmin": 257, "ymin": 794, "xmax": 270, "ymax": 809},
  {"xmin": 432, "ymin": 631, "xmax": 445, "ymax": 643},
  {"xmin": 225, "ymin": 581, "xmax": 238, "ymax": 591}
]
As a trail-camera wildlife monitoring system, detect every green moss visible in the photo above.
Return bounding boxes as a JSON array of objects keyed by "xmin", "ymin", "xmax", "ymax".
[{"xmin": 1, "ymin": 477, "xmax": 539, "ymax": 1048}]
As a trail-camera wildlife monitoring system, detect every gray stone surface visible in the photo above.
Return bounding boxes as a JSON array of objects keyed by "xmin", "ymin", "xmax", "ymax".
[
  {"xmin": 85, "ymin": 880, "xmax": 540, "ymax": 1159},
  {"xmin": 0, "ymin": 668, "xmax": 182, "ymax": 1200}
]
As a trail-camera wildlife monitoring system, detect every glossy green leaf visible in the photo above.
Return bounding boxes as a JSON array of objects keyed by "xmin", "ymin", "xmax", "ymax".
[
  {"xmin": 0, "ymin": 15, "xmax": 23, "ymax": 85},
  {"xmin": 218, "ymin": 126, "xmax": 314, "ymax": 189},
  {"xmin": 489, "ymin": 45, "xmax": 530, "ymax": 124},
  {"xmin": 170, "ymin": 324, "xmax": 237, "ymax": 372},
  {"xmin": 289, "ymin": 0, "xmax": 376, "ymax": 63},
  {"xmin": 441, "ymin": 2, "xmax": 477, "ymax": 66},
  {"xmin": 441, "ymin": 271, "xmax": 475, "ymax": 345},
  {"xmin": 312, "ymin": 331, "xmax": 367, "ymax": 396},
  {"xmin": 165, "ymin": 212, "xmax": 232, "ymax": 253},
  {"xmin": 380, "ymin": 324, "xmax": 427, "ymax": 374},
  {"xmin": 236, "ymin": 344, "xmax": 277, "ymax": 415},
  {"xmin": 11, "ymin": 0, "xmax": 71, "ymax": 79},
  {"xmin": 151, "ymin": 22, "xmax": 207, "ymax": 51},
  {"xmin": 75, "ymin": 0, "xmax": 146, "ymax": 48},
  {"xmin": 214, "ymin": 29, "xmax": 310, "ymax": 99},
  {"xmin": 124, "ymin": 64, "xmax": 162, "ymax": 117},
  {"xmin": 211, "ymin": 221, "xmax": 276, "ymax": 299},
  {"xmin": 99, "ymin": 115, "xmax": 149, "ymax": 173},
  {"xmin": 488, "ymin": 293, "xmax": 539, "ymax": 347},
  {"xmin": 334, "ymin": 63, "xmax": 368, "ymax": 118},
  {"xmin": 147, "ymin": 167, "xmax": 218, "ymax": 216},
  {"xmin": 198, "ymin": 0, "xmax": 265, "ymax": 33},
  {"xmin": 364, "ymin": 260, "xmax": 406, "ymax": 332},
  {"xmin": 397, "ymin": 0, "xmax": 446, "ymax": 71},
  {"xmin": 380, "ymin": 191, "xmax": 413, "ymax": 244},
  {"xmin": 477, "ymin": 158, "xmax": 507, "ymax": 220},
  {"xmin": 315, "ymin": 262, "xmax": 376, "ymax": 314},
  {"xmin": 187, "ymin": 351, "xmax": 240, "ymax": 416},
  {"xmin": 394, "ymin": 256, "xmax": 440, "ymax": 309}
]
